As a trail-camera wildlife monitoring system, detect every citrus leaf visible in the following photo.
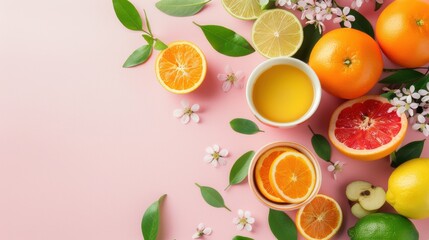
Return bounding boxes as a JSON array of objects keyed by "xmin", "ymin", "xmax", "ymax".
[
  {"xmin": 391, "ymin": 140, "xmax": 425, "ymax": 168},
  {"xmin": 232, "ymin": 236, "xmax": 254, "ymax": 240},
  {"xmin": 380, "ymin": 91, "xmax": 396, "ymax": 100},
  {"xmin": 375, "ymin": 1, "xmax": 383, "ymax": 11},
  {"xmin": 154, "ymin": 39, "xmax": 168, "ymax": 51},
  {"xmin": 293, "ymin": 24, "xmax": 322, "ymax": 63},
  {"xmin": 156, "ymin": 0, "xmax": 210, "ymax": 17},
  {"xmin": 269, "ymin": 209, "xmax": 297, "ymax": 240},
  {"xmin": 379, "ymin": 69, "xmax": 425, "ymax": 84},
  {"xmin": 112, "ymin": 0, "xmax": 143, "ymax": 31},
  {"xmin": 141, "ymin": 194, "xmax": 166, "ymax": 240},
  {"xmin": 143, "ymin": 34, "xmax": 154, "ymax": 45},
  {"xmin": 123, "ymin": 45, "xmax": 152, "ymax": 68},
  {"xmin": 410, "ymin": 75, "xmax": 429, "ymax": 90},
  {"xmin": 226, "ymin": 151, "xmax": 255, "ymax": 190},
  {"xmin": 340, "ymin": 8, "xmax": 374, "ymax": 39},
  {"xmin": 143, "ymin": 10, "xmax": 152, "ymax": 34},
  {"xmin": 309, "ymin": 126, "xmax": 331, "ymax": 162},
  {"xmin": 194, "ymin": 23, "xmax": 255, "ymax": 57},
  {"xmin": 230, "ymin": 118, "xmax": 263, "ymax": 135},
  {"xmin": 195, "ymin": 183, "xmax": 231, "ymax": 211}
]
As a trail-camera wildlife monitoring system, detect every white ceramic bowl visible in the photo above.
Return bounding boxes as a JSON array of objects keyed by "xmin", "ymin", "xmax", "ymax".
[
  {"xmin": 248, "ymin": 141, "xmax": 322, "ymax": 211},
  {"xmin": 246, "ymin": 57, "xmax": 322, "ymax": 128}
]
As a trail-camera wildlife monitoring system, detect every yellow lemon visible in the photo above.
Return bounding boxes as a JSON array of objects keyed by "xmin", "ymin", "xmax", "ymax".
[{"xmin": 386, "ymin": 158, "xmax": 429, "ymax": 219}]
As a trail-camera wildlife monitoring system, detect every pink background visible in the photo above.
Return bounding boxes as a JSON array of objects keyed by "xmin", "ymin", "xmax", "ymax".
[{"xmin": 1, "ymin": 0, "xmax": 428, "ymax": 239}]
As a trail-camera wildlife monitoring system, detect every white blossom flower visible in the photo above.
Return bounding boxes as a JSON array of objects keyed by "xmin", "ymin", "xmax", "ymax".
[
  {"xmin": 333, "ymin": 7, "xmax": 355, "ymax": 28},
  {"xmin": 400, "ymin": 85, "xmax": 421, "ymax": 102},
  {"xmin": 217, "ymin": 65, "xmax": 245, "ymax": 92},
  {"xmin": 351, "ymin": 0, "xmax": 369, "ymax": 9},
  {"xmin": 412, "ymin": 114, "xmax": 429, "ymax": 137},
  {"xmin": 388, "ymin": 97, "xmax": 418, "ymax": 117},
  {"xmin": 306, "ymin": 13, "xmax": 326, "ymax": 33},
  {"xmin": 204, "ymin": 145, "xmax": 229, "ymax": 167},
  {"xmin": 233, "ymin": 209, "xmax": 255, "ymax": 232},
  {"xmin": 382, "ymin": 87, "xmax": 403, "ymax": 98},
  {"xmin": 327, "ymin": 161, "xmax": 344, "ymax": 180},
  {"xmin": 192, "ymin": 223, "xmax": 212, "ymax": 239},
  {"xmin": 421, "ymin": 83, "xmax": 429, "ymax": 102},
  {"xmin": 173, "ymin": 100, "xmax": 200, "ymax": 124}
]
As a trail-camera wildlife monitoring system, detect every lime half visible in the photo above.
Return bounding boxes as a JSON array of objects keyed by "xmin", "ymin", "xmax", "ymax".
[
  {"xmin": 222, "ymin": 0, "xmax": 264, "ymax": 20},
  {"xmin": 252, "ymin": 9, "xmax": 304, "ymax": 58}
]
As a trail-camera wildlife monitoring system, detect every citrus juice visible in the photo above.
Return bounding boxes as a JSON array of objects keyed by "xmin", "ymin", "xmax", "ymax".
[{"xmin": 252, "ymin": 65, "xmax": 314, "ymax": 123}]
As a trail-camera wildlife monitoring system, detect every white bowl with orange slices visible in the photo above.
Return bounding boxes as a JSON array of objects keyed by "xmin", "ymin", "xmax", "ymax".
[{"xmin": 248, "ymin": 141, "xmax": 322, "ymax": 211}]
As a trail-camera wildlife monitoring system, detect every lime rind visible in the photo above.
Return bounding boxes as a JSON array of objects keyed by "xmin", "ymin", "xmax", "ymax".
[{"xmin": 222, "ymin": 0, "xmax": 264, "ymax": 20}]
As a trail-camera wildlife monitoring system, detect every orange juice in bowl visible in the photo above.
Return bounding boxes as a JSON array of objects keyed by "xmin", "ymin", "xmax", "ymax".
[
  {"xmin": 246, "ymin": 57, "xmax": 321, "ymax": 128},
  {"xmin": 248, "ymin": 142, "xmax": 322, "ymax": 211}
]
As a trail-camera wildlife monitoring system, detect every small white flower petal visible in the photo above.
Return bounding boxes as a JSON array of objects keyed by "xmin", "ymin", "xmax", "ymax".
[
  {"xmin": 219, "ymin": 149, "xmax": 229, "ymax": 157},
  {"xmin": 192, "ymin": 232, "xmax": 200, "ymax": 239},
  {"xmin": 211, "ymin": 160, "xmax": 219, "ymax": 167},
  {"xmin": 191, "ymin": 113, "xmax": 200, "ymax": 123},
  {"xmin": 412, "ymin": 93, "xmax": 421, "ymax": 99},
  {"xmin": 333, "ymin": 17, "xmax": 342, "ymax": 23},
  {"xmin": 244, "ymin": 211, "xmax": 252, "ymax": 218},
  {"xmin": 225, "ymin": 65, "xmax": 233, "ymax": 74},
  {"xmin": 418, "ymin": 89, "xmax": 428, "ymax": 96},
  {"xmin": 343, "ymin": 6, "xmax": 350, "ymax": 15},
  {"xmin": 191, "ymin": 104, "xmax": 200, "ymax": 112},
  {"xmin": 173, "ymin": 109, "xmax": 184, "ymax": 118},
  {"xmin": 197, "ymin": 223, "xmax": 205, "ymax": 231},
  {"xmin": 222, "ymin": 81, "xmax": 232, "ymax": 92},
  {"xmin": 213, "ymin": 145, "xmax": 220, "ymax": 152},
  {"xmin": 204, "ymin": 155, "xmax": 214, "ymax": 163},
  {"xmin": 412, "ymin": 123, "xmax": 421, "ymax": 130},
  {"xmin": 203, "ymin": 227, "xmax": 212, "ymax": 235},
  {"xmin": 247, "ymin": 217, "xmax": 255, "ymax": 224},
  {"xmin": 217, "ymin": 73, "xmax": 228, "ymax": 81},
  {"xmin": 245, "ymin": 223, "xmax": 253, "ymax": 232},
  {"xmin": 327, "ymin": 165, "xmax": 335, "ymax": 172},
  {"xmin": 344, "ymin": 20, "xmax": 352, "ymax": 28},
  {"xmin": 418, "ymin": 114, "xmax": 426, "ymax": 123},
  {"xmin": 181, "ymin": 114, "xmax": 190, "ymax": 124},
  {"xmin": 347, "ymin": 15, "xmax": 356, "ymax": 21},
  {"xmin": 218, "ymin": 158, "xmax": 227, "ymax": 166},
  {"xmin": 233, "ymin": 217, "xmax": 240, "ymax": 224},
  {"xmin": 238, "ymin": 209, "xmax": 244, "ymax": 218},
  {"xmin": 181, "ymin": 99, "xmax": 189, "ymax": 108},
  {"xmin": 236, "ymin": 223, "xmax": 244, "ymax": 231},
  {"xmin": 206, "ymin": 147, "xmax": 214, "ymax": 154}
]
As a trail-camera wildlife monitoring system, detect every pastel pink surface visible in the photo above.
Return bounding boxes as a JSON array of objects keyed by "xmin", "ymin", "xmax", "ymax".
[{"xmin": 0, "ymin": 0, "xmax": 428, "ymax": 240}]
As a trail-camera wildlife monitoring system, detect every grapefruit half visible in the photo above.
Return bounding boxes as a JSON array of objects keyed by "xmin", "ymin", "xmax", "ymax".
[{"xmin": 329, "ymin": 95, "xmax": 407, "ymax": 161}]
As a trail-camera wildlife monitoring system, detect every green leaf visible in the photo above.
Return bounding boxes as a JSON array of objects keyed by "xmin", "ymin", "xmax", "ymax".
[
  {"xmin": 379, "ymin": 69, "xmax": 425, "ymax": 84},
  {"xmin": 232, "ymin": 236, "xmax": 254, "ymax": 240},
  {"xmin": 143, "ymin": 9, "xmax": 152, "ymax": 34},
  {"xmin": 293, "ymin": 24, "xmax": 322, "ymax": 63},
  {"xmin": 375, "ymin": 1, "xmax": 383, "ymax": 11},
  {"xmin": 380, "ymin": 91, "xmax": 396, "ymax": 100},
  {"xmin": 194, "ymin": 23, "xmax": 255, "ymax": 57},
  {"xmin": 226, "ymin": 151, "xmax": 255, "ymax": 189},
  {"xmin": 269, "ymin": 209, "xmax": 297, "ymax": 240},
  {"xmin": 340, "ymin": 8, "xmax": 374, "ymax": 39},
  {"xmin": 230, "ymin": 118, "xmax": 263, "ymax": 135},
  {"xmin": 123, "ymin": 45, "xmax": 152, "ymax": 68},
  {"xmin": 391, "ymin": 140, "xmax": 425, "ymax": 168},
  {"xmin": 141, "ymin": 194, "xmax": 166, "ymax": 240},
  {"xmin": 309, "ymin": 126, "xmax": 331, "ymax": 162},
  {"xmin": 154, "ymin": 39, "xmax": 169, "ymax": 51},
  {"xmin": 143, "ymin": 34, "xmax": 154, "ymax": 45},
  {"xmin": 112, "ymin": 0, "xmax": 143, "ymax": 31},
  {"xmin": 195, "ymin": 183, "xmax": 231, "ymax": 211},
  {"xmin": 411, "ymin": 75, "xmax": 429, "ymax": 90},
  {"xmin": 156, "ymin": 0, "xmax": 210, "ymax": 17}
]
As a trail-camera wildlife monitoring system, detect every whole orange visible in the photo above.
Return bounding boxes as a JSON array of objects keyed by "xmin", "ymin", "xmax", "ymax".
[
  {"xmin": 309, "ymin": 28, "xmax": 383, "ymax": 99},
  {"xmin": 376, "ymin": 0, "xmax": 429, "ymax": 68}
]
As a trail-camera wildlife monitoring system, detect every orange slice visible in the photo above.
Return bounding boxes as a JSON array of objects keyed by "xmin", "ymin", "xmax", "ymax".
[
  {"xmin": 296, "ymin": 194, "xmax": 343, "ymax": 240},
  {"xmin": 255, "ymin": 147, "xmax": 298, "ymax": 203},
  {"xmin": 269, "ymin": 151, "xmax": 316, "ymax": 203},
  {"xmin": 155, "ymin": 41, "xmax": 207, "ymax": 94},
  {"xmin": 329, "ymin": 95, "xmax": 408, "ymax": 161}
]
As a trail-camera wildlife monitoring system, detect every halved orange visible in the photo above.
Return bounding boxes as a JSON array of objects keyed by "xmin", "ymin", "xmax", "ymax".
[
  {"xmin": 255, "ymin": 147, "xmax": 298, "ymax": 203},
  {"xmin": 329, "ymin": 95, "xmax": 408, "ymax": 161},
  {"xmin": 296, "ymin": 194, "xmax": 343, "ymax": 240},
  {"xmin": 155, "ymin": 41, "xmax": 207, "ymax": 94},
  {"xmin": 269, "ymin": 151, "xmax": 316, "ymax": 203}
]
